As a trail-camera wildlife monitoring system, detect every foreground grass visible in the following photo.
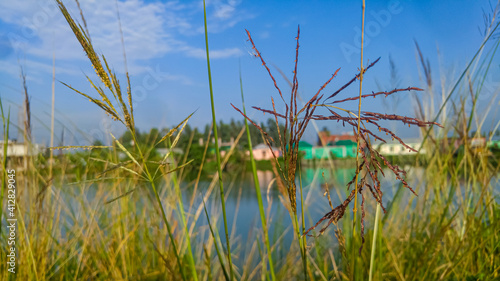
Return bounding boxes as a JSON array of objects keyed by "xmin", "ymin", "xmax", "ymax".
[
  {"xmin": 1, "ymin": 0, "xmax": 499, "ymax": 280},
  {"xmin": 0, "ymin": 138, "xmax": 498, "ymax": 280}
]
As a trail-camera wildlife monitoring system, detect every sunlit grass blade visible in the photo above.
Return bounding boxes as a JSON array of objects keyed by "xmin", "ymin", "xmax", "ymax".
[
  {"xmin": 0, "ymin": 97, "xmax": 10, "ymax": 234},
  {"xmin": 368, "ymin": 204, "xmax": 381, "ymax": 281},
  {"xmin": 156, "ymin": 112, "xmax": 195, "ymax": 146},
  {"xmin": 105, "ymin": 188, "xmax": 137, "ymax": 204},
  {"xmin": 297, "ymin": 163, "xmax": 308, "ymax": 279},
  {"xmin": 67, "ymin": 177, "xmax": 130, "ymax": 185},
  {"xmin": 49, "ymin": 145, "xmax": 111, "ymax": 150},
  {"xmin": 202, "ymin": 195, "xmax": 230, "ymax": 281},
  {"xmin": 110, "ymin": 133, "xmax": 142, "ymax": 169}
]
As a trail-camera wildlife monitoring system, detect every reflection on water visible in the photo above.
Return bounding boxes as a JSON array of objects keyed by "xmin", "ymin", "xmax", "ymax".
[
  {"xmin": 256, "ymin": 170, "xmax": 275, "ymax": 190},
  {"xmin": 254, "ymin": 167, "xmax": 357, "ymax": 192},
  {"xmin": 301, "ymin": 166, "xmax": 357, "ymax": 186},
  {"xmin": 58, "ymin": 164, "xmax": 497, "ymax": 259},
  {"xmin": 205, "ymin": 164, "xmax": 431, "ymax": 245}
]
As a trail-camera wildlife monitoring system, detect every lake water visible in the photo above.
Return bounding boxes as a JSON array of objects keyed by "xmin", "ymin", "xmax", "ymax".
[
  {"xmin": 57, "ymin": 163, "xmax": 498, "ymax": 256},
  {"xmin": 189, "ymin": 164, "xmax": 428, "ymax": 245}
]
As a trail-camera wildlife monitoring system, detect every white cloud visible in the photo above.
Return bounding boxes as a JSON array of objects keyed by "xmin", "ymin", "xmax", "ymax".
[
  {"xmin": 181, "ymin": 46, "xmax": 243, "ymax": 59},
  {"xmin": 0, "ymin": 0, "xmax": 251, "ymax": 78},
  {"xmin": 199, "ymin": 0, "xmax": 254, "ymax": 33},
  {"xmin": 0, "ymin": 58, "xmax": 81, "ymax": 84},
  {"xmin": 0, "ymin": 0, "xmax": 170, "ymax": 70},
  {"xmin": 214, "ymin": 2, "xmax": 236, "ymax": 19}
]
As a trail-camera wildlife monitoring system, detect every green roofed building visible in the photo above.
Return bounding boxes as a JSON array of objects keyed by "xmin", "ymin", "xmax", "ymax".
[
  {"xmin": 297, "ymin": 141, "xmax": 313, "ymax": 159},
  {"xmin": 297, "ymin": 140, "xmax": 357, "ymax": 160}
]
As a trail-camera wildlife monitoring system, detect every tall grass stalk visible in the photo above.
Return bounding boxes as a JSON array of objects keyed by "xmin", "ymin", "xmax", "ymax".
[
  {"xmin": 239, "ymin": 64, "xmax": 276, "ymax": 281},
  {"xmin": 368, "ymin": 204, "xmax": 381, "ymax": 281},
  {"xmin": 49, "ymin": 52, "xmax": 56, "ymax": 178},
  {"xmin": 118, "ymin": 121, "xmax": 190, "ymax": 281},
  {"xmin": 351, "ymin": 0, "xmax": 366, "ymax": 279},
  {"xmin": 418, "ymin": 14, "xmax": 500, "ymax": 153},
  {"xmin": 202, "ymin": 196, "xmax": 230, "ymax": 281},
  {"xmin": 297, "ymin": 163, "xmax": 308, "ymax": 279},
  {"xmin": 467, "ymin": 39, "xmax": 500, "ymax": 131},
  {"xmin": 202, "ymin": 0, "xmax": 233, "ymax": 279},
  {"xmin": 16, "ymin": 202, "xmax": 39, "ymax": 281},
  {"xmin": 163, "ymin": 138, "xmax": 199, "ymax": 281},
  {"xmin": 0, "ymin": 97, "xmax": 10, "ymax": 235}
]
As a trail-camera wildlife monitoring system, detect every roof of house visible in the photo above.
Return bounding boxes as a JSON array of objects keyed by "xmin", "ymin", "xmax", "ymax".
[
  {"xmin": 331, "ymin": 139, "xmax": 356, "ymax": 146},
  {"xmin": 298, "ymin": 141, "xmax": 312, "ymax": 147},
  {"xmin": 253, "ymin": 143, "xmax": 268, "ymax": 150}
]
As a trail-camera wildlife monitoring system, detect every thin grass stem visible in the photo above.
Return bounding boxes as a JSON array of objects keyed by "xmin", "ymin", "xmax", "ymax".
[
  {"xmin": 368, "ymin": 203, "xmax": 381, "ymax": 281},
  {"xmin": 239, "ymin": 63, "xmax": 276, "ymax": 281},
  {"xmin": 352, "ymin": 1, "xmax": 366, "ymax": 279},
  {"xmin": 202, "ymin": 196, "xmax": 230, "ymax": 281},
  {"xmin": 298, "ymin": 162, "xmax": 308, "ymax": 280},
  {"xmin": 0, "ymin": 97, "xmax": 10, "ymax": 239},
  {"xmin": 202, "ymin": 0, "xmax": 234, "ymax": 279}
]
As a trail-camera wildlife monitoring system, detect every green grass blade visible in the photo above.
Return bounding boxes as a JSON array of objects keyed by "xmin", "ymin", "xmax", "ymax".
[
  {"xmin": 156, "ymin": 112, "xmax": 195, "ymax": 147},
  {"xmin": 110, "ymin": 133, "xmax": 142, "ymax": 169},
  {"xmin": 239, "ymin": 63, "xmax": 276, "ymax": 281},
  {"xmin": 0, "ymin": 97, "xmax": 10, "ymax": 235},
  {"xmin": 297, "ymin": 163, "xmax": 308, "ymax": 280},
  {"xmin": 105, "ymin": 188, "xmax": 137, "ymax": 204},
  {"xmin": 203, "ymin": 0, "xmax": 233, "ymax": 279},
  {"xmin": 368, "ymin": 203, "xmax": 381, "ymax": 281},
  {"xmin": 168, "ymin": 148, "xmax": 198, "ymax": 281},
  {"xmin": 202, "ymin": 195, "xmax": 230, "ymax": 281}
]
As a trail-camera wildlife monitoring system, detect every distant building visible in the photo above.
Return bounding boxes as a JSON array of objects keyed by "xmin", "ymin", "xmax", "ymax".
[
  {"xmin": 487, "ymin": 140, "xmax": 500, "ymax": 150},
  {"xmin": 297, "ymin": 141, "xmax": 314, "ymax": 159},
  {"xmin": 252, "ymin": 143, "xmax": 281, "ymax": 160},
  {"xmin": 311, "ymin": 140, "xmax": 357, "ymax": 159},
  {"xmin": 374, "ymin": 139, "xmax": 425, "ymax": 156},
  {"xmin": 0, "ymin": 140, "xmax": 44, "ymax": 158},
  {"xmin": 297, "ymin": 140, "xmax": 357, "ymax": 160},
  {"xmin": 298, "ymin": 137, "xmax": 427, "ymax": 160},
  {"xmin": 207, "ymin": 137, "xmax": 235, "ymax": 158},
  {"xmin": 318, "ymin": 131, "xmax": 356, "ymax": 146},
  {"xmin": 156, "ymin": 148, "xmax": 184, "ymax": 156},
  {"xmin": 470, "ymin": 137, "xmax": 486, "ymax": 148}
]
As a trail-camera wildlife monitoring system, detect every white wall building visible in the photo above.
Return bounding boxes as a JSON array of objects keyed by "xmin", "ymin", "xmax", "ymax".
[
  {"xmin": 251, "ymin": 144, "xmax": 281, "ymax": 160},
  {"xmin": 375, "ymin": 139, "xmax": 426, "ymax": 156},
  {"xmin": 0, "ymin": 140, "xmax": 44, "ymax": 158}
]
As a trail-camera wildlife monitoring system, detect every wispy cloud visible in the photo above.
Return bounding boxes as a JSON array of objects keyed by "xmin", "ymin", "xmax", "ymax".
[
  {"xmin": 195, "ymin": 0, "xmax": 254, "ymax": 34},
  {"xmin": 0, "ymin": 58, "xmax": 82, "ymax": 84},
  {"xmin": 0, "ymin": 0, "xmax": 251, "ymax": 78},
  {"xmin": 181, "ymin": 46, "xmax": 243, "ymax": 59}
]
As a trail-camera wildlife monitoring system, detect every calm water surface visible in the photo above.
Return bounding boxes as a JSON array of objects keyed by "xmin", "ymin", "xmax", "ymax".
[{"xmin": 191, "ymin": 165, "xmax": 428, "ymax": 244}]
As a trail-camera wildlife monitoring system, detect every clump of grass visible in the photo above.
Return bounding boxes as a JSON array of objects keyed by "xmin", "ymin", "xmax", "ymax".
[{"xmin": 55, "ymin": 1, "xmax": 198, "ymax": 279}]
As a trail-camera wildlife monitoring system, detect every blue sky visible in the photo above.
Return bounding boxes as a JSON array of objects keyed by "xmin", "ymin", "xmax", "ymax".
[{"xmin": 0, "ymin": 0, "xmax": 499, "ymax": 146}]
